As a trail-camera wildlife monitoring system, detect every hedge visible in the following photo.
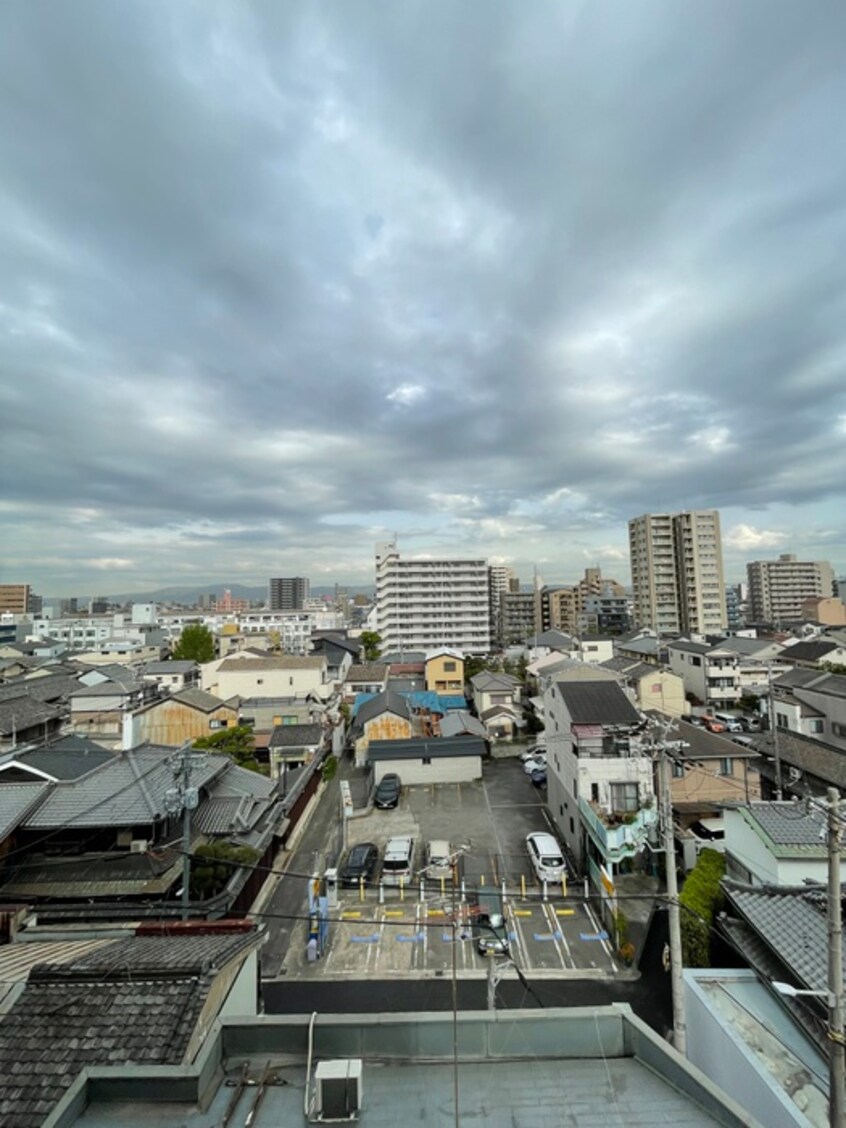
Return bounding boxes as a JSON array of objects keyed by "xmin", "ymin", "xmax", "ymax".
[{"xmin": 679, "ymin": 847, "xmax": 726, "ymax": 967}]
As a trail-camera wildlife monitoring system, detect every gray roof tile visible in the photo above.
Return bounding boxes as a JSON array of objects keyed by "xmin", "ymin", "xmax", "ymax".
[
  {"xmin": 268, "ymin": 722, "xmax": 323, "ymax": 748},
  {"xmin": 0, "ymin": 782, "xmax": 51, "ymax": 839},
  {"xmin": 555, "ymin": 680, "xmax": 642, "ymax": 726}
]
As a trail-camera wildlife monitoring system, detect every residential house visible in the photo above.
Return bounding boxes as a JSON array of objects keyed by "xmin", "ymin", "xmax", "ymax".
[
  {"xmin": 367, "ymin": 735, "xmax": 486, "ymax": 785},
  {"xmin": 123, "ymin": 688, "xmax": 239, "ymax": 749},
  {"xmin": 439, "ymin": 710, "xmax": 488, "ymax": 739},
  {"xmin": 723, "ymin": 802, "xmax": 828, "ymax": 886},
  {"xmin": 0, "ymin": 737, "xmax": 113, "ymax": 784},
  {"xmin": 658, "ymin": 719, "xmax": 761, "ymax": 814},
  {"xmin": 424, "ymin": 649, "xmax": 465, "ymax": 694},
  {"xmin": 470, "ymin": 671, "xmax": 522, "ymax": 740},
  {"xmin": 600, "ymin": 657, "xmax": 688, "ymax": 716},
  {"xmin": 351, "ymin": 690, "xmax": 415, "ymax": 766},
  {"xmin": 613, "ymin": 628, "xmax": 661, "ymax": 664},
  {"xmin": 344, "ymin": 663, "xmax": 389, "ymax": 698},
  {"xmin": 777, "ymin": 635, "xmax": 846, "ymax": 670},
  {"xmin": 68, "ymin": 674, "xmax": 154, "ymax": 746},
  {"xmin": 527, "ymin": 629, "xmax": 579, "ymax": 663},
  {"xmin": 0, "ymin": 923, "xmax": 264, "ymax": 1128},
  {"xmin": 0, "ymin": 748, "xmax": 281, "ymax": 917},
  {"xmin": 543, "ymin": 679, "xmax": 656, "ymax": 894},
  {"xmin": 214, "ymin": 655, "xmax": 329, "ymax": 701},
  {"xmin": 308, "ymin": 632, "xmax": 358, "ymax": 684},
  {"xmin": 268, "ymin": 722, "xmax": 324, "ymax": 778},
  {"xmin": 667, "ymin": 638, "xmax": 780, "ymax": 710},
  {"xmin": 801, "ymin": 595, "xmax": 846, "ymax": 626},
  {"xmin": 141, "ymin": 659, "xmax": 199, "ymax": 694},
  {"xmin": 200, "ymin": 649, "xmax": 268, "ymax": 693},
  {"xmin": 0, "ymin": 696, "xmax": 64, "ymax": 752},
  {"xmin": 577, "ymin": 635, "xmax": 615, "ymax": 665}
]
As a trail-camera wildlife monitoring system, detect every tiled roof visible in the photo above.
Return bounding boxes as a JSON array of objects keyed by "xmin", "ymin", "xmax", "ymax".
[
  {"xmin": 23, "ymin": 749, "xmax": 228, "ymax": 829},
  {"xmin": 345, "ymin": 663, "xmax": 388, "ymax": 682},
  {"xmin": 356, "ymin": 690, "xmax": 412, "ymax": 728},
  {"xmin": 0, "ymin": 929, "xmax": 258, "ymax": 1128},
  {"xmin": 0, "ymin": 673, "xmax": 81, "ymax": 704},
  {"xmin": 12, "ymin": 744, "xmax": 114, "ymax": 780},
  {"xmin": 0, "ymin": 695, "xmax": 64, "ymax": 736},
  {"xmin": 0, "ymin": 850, "xmax": 181, "ymax": 899},
  {"xmin": 780, "ymin": 639, "xmax": 840, "ymax": 662},
  {"xmin": 555, "ymin": 680, "xmax": 641, "ymax": 726},
  {"xmin": 479, "ymin": 704, "xmax": 521, "ymax": 721},
  {"xmin": 439, "ymin": 711, "xmax": 488, "ymax": 739},
  {"xmin": 772, "ymin": 668, "xmax": 829, "ymax": 690},
  {"xmin": 144, "ymin": 660, "xmax": 198, "ymax": 673},
  {"xmin": 753, "ymin": 729, "xmax": 846, "ymax": 789},
  {"xmin": 723, "ymin": 880, "xmax": 844, "ymax": 994},
  {"xmin": 470, "ymin": 671, "xmax": 520, "ymax": 691},
  {"xmin": 170, "ymin": 687, "xmax": 234, "ymax": 713},
  {"xmin": 667, "ymin": 639, "xmax": 712, "ymax": 655},
  {"xmin": 218, "ymin": 656, "xmax": 325, "ymax": 672},
  {"xmin": 70, "ymin": 679, "xmax": 139, "ymax": 698},
  {"xmin": 268, "ymin": 722, "xmax": 323, "ymax": 748},
  {"xmin": 741, "ymin": 801, "xmax": 827, "ymax": 851},
  {"xmin": 0, "ymin": 782, "xmax": 51, "ymax": 840}
]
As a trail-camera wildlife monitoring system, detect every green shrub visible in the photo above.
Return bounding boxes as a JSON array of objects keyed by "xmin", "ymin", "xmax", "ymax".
[
  {"xmin": 679, "ymin": 847, "xmax": 726, "ymax": 967},
  {"xmin": 322, "ymin": 755, "xmax": 338, "ymax": 782}
]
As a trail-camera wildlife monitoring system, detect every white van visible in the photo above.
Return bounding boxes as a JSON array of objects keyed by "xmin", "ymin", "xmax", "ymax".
[
  {"xmin": 382, "ymin": 836, "xmax": 415, "ymax": 886},
  {"xmin": 425, "ymin": 840, "xmax": 455, "ymax": 881},
  {"xmin": 713, "ymin": 712, "xmax": 743, "ymax": 732},
  {"xmin": 526, "ymin": 832, "xmax": 567, "ymax": 883}
]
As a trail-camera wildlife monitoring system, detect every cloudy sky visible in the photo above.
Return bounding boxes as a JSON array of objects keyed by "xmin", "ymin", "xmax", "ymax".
[{"xmin": 3, "ymin": 1, "xmax": 846, "ymax": 597}]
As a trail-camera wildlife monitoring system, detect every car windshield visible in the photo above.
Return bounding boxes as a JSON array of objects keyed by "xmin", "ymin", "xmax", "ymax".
[
  {"xmin": 383, "ymin": 857, "xmax": 408, "ymax": 872},
  {"xmin": 542, "ymin": 855, "xmax": 563, "ymax": 868}
]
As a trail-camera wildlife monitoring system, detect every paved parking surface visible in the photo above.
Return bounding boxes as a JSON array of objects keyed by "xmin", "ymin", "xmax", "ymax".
[{"xmin": 278, "ymin": 760, "xmax": 619, "ymax": 980}]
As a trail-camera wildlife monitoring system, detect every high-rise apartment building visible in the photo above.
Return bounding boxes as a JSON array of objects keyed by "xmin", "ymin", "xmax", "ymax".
[
  {"xmin": 0, "ymin": 584, "xmax": 31, "ymax": 615},
  {"xmin": 375, "ymin": 542, "xmax": 491, "ymax": 654},
  {"xmin": 628, "ymin": 510, "xmax": 727, "ymax": 635},
  {"xmin": 747, "ymin": 555, "xmax": 834, "ymax": 624},
  {"xmin": 268, "ymin": 576, "xmax": 310, "ymax": 611}
]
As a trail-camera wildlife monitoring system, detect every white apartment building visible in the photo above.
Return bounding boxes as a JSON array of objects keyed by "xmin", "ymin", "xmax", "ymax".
[
  {"xmin": 747, "ymin": 554, "xmax": 835, "ymax": 624},
  {"xmin": 157, "ymin": 609, "xmax": 343, "ymax": 653},
  {"xmin": 29, "ymin": 611, "xmax": 161, "ymax": 654},
  {"xmin": 629, "ymin": 510, "xmax": 727, "ymax": 635},
  {"xmin": 375, "ymin": 542, "xmax": 492, "ymax": 654}
]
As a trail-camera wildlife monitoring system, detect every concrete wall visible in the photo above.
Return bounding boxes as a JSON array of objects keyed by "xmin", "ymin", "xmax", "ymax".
[
  {"xmin": 216, "ymin": 662, "xmax": 326, "ymax": 700},
  {"xmin": 636, "ymin": 670, "xmax": 687, "ymax": 717}
]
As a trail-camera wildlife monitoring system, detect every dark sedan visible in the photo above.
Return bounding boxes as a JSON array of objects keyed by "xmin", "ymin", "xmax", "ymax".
[
  {"xmin": 340, "ymin": 842, "xmax": 379, "ymax": 887},
  {"xmin": 373, "ymin": 773, "xmax": 401, "ymax": 809}
]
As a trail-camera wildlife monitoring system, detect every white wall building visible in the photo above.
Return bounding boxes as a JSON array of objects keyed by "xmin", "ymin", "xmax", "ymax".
[
  {"xmin": 723, "ymin": 802, "xmax": 828, "ymax": 885},
  {"xmin": 375, "ymin": 542, "xmax": 492, "ymax": 654},
  {"xmin": 747, "ymin": 554, "xmax": 835, "ymax": 624}
]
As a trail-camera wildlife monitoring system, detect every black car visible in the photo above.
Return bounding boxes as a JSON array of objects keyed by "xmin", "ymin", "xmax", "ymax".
[
  {"xmin": 374, "ymin": 773, "xmax": 401, "ymax": 809},
  {"xmin": 340, "ymin": 842, "xmax": 379, "ymax": 887}
]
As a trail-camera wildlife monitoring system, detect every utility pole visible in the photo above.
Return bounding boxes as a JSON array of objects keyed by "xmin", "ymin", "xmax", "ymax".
[
  {"xmin": 166, "ymin": 743, "xmax": 199, "ymax": 921},
  {"xmin": 768, "ymin": 664, "xmax": 783, "ymax": 800},
  {"xmin": 827, "ymin": 787, "xmax": 845, "ymax": 1128},
  {"xmin": 658, "ymin": 737, "xmax": 686, "ymax": 1055}
]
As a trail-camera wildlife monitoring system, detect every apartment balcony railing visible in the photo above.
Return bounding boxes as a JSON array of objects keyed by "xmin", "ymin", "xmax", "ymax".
[{"xmin": 579, "ymin": 798, "xmax": 658, "ymax": 864}]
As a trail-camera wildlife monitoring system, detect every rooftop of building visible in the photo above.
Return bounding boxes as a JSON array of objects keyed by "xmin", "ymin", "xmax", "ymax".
[
  {"xmin": 555, "ymin": 680, "xmax": 642, "ymax": 726},
  {"xmin": 218, "ymin": 655, "xmax": 326, "ymax": 672}
]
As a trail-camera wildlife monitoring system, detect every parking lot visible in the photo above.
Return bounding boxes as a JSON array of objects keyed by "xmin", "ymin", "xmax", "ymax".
[{"xmin": 281, "ymin": 759, "xmax": 620, "ymax": 979}]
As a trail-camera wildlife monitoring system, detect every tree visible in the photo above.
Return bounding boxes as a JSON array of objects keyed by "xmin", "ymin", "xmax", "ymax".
[
  {"xmin": 360, "ymin": 631, "xmax": 382, "ymax": 662},
  {"xmin": 193, "ymin": 725, "xmax": 265, "ymax": 775},
  {"xmin": 679, "ymin": 847, "xmax": 726, "ymax": 967},
  {"xmin": 190, "ymin": 841, "xmax": 260, "ymax": 900},
  {"xmin": 171, "ymin": 623, "xmax": 215, "ymax": 663}
]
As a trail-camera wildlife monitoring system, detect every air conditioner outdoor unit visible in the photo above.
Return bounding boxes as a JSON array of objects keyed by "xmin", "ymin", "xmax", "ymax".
[
  {"xmin": 130, "ymin": 839, "xmax": 148, "ymax": 854},
  {"xmin": 314, "ymin": 1059, "xmax": 363, "ymax": 1121}
]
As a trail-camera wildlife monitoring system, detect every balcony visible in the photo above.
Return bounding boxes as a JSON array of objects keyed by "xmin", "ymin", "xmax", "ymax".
[{"xmin": 579, "ymin": 798, "xmax": 658, "ymax": 864}]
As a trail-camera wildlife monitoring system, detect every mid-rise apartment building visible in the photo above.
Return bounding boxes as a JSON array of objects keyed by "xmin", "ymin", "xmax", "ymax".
[
  {"xmin": 498, "ymin": 590, "xmax": 537, "ymax": 644},
  {"xmin": 747, "ymin": 554, "xmax": 834, "ymax": 624},
  {"xmin": 0, "ymin": 584, "xmax": 30, "ymax": 615},
  {"xmin": 375, "ymin": 542, "xmax": 492, "ymax": 654},
  {"xmin": 628, "ymin": 510, "xmax": 727, "ymax": 634},
  {"xmin": 268, "ymin": 576, "xmax": 310, "ymax": 611}
]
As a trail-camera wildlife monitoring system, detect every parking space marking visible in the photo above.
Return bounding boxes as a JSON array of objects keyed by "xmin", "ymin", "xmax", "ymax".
[
  {"xmin": 340, "ymin": 911, "xmax": 362, "ymax": 919},
  {"xmin": 505, "ymin": 903, "xmax": 528, "ymax": 968},
  {"xmin": 513, "ymin": 909, "xmax": 533, "ymax": 917},
  {"xmin": 542, "ymin": 902, "xmax": 572, "ymax": 965},
  {"xmin": 555, "ymin": 908, "xmax": 576, "ymax": 916},
  {"xmin": 583, "ymin": 902, "xmax": 616, "ymax": 963},
  {"xmin": 350, "ymin": 935, "xmax": 379, "ymax": 943}
]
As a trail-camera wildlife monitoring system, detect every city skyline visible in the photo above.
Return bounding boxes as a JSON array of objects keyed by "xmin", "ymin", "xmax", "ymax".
[{"xmin": 3, "ymin": 3, "xmax": 846, "ymax": 592}]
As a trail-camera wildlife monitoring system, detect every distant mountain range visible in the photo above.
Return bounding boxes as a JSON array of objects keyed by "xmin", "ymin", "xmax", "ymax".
[{"xmin": 45, "ymin": 583, "xmax": 375, "ymax": 606}]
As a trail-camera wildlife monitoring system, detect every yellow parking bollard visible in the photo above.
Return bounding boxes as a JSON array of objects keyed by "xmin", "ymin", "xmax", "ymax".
[
  {"xmin": 359, "ymin": 876, "xmax": 365, "ymax": 903},
  {"xmin": 440, "ymin": 875, "xmax": 445, "ymax": 898},
  {"xmin": 561, "ymin": 875, "xmax": 567, "ymax": 898},
  {"xmin": 400, "ymin": 877, "xmax": 405, "ymax": 902},
  {"xmin": 521, "ymin": 874, "xmax": 526, "ymax": 901}
]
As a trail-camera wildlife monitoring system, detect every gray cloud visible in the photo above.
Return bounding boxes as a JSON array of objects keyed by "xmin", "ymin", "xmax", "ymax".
[{"xmin": 2, "ymin": 0, "xmax": 846, "ymax": 595}]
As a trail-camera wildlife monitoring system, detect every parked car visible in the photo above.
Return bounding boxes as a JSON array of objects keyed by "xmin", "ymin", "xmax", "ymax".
[
  {"xmin": 523, "ymin": 753, "xmax": 547, "ymax": 775},
  {"xmin": 474, "ymin": 888, "xmax": 509, "ymax": 956},
  {"xmin": 702, "ymin": 717, "xmax": 726, "ymax": 734},
  {"xmin": 520, "ymin": 745, "xmax": 546, "ymax": 763},
  {"xmin": 526, "ymin": 831, "xmax": 567, "ymax": 882},
  {"xmin": 340, "ymin": 842, "xmax": 379, "ymax": 887},
  {"xmin": 681, "ymin": 715, "xmax": 705, "ymax": 727},
  {"xmin": 374, "ymin": 773, "xmax": 402, "ymax": 809},
  {"xmin": 530, "ymin": 768, "xmax": 547, "ymax": 789},
  {"xmin": 739, "ymin": 715, "xmax": 761, "ymax": 732},
  {"xmin": 425, "ymin": 839, "xmax": 456, "ymax": 881}
]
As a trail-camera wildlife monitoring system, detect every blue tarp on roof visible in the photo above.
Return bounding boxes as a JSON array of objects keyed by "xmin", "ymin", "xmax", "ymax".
[{"xmin": 351, "ymin": 690, "xmax": 467, "ymax": 720}]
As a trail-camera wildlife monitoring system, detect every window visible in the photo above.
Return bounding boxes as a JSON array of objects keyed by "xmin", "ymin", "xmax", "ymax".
[
  {"xmin": 610, "ymin": 782, "xmax": 639, "ymax": 812},
  {"xmin": 809, "ymin": 719, "xmax": 824, "ymax": 734},
  {"xmin": 422, "ymin": 757, "xmax": 432, "ymax": 765},
  {"xmin": 672, "ymin": 761, "xmax": 685, "ymax": 778},
  {"xmin": 833, "ymin": 722, "xmax": 846, "ymax": 739},
  {"xmin": 570, "ymin": 817, "xmax": 575, "ymax": 835},
  {"xmin": 257, "ymin": 678, "xmax": 264, "ymax": 686},
  {"xmin": 443, "ymin": 661, "xmax": 456, "ymax": 672},
  {"xmin": 210, "ymin": 719, "xmax": 229, "ymax": 730},
  {"xmin": 690, "ymin": 656, "xmax": 701, "ymax": 666},
  {"xmin": 776, "ymin": 712, "xmax": 789, "ymax": 728},
  {"xmin": 719, "ymin": 758, "xmax": 733, "ymax": 777}
]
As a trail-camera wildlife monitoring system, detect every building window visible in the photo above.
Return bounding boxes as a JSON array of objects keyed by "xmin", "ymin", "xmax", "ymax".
[
  {"xmin": 719, "ymin": 758, "xmax": 733, "ymax": 777},
  {"xmin": 776, "ymin": 712, "xmax": 789, "ymax": 728},
  {"xmin": 422, "ymin": 757, "xmax": 432, "ymax": 765},
  {"xmin": 672, "ymin": 762, "xmax": 685, "ymax": 778},
  {"xmin": 570, "ymin": 817, "xmax": 575, "ymax": 835},
  {"xmin": 443, "ymin": 661, "xmax": 456, "ymax": 672},
  {"xmin": 610, "ymin": 782, "xmax": 639, "ymax": 812},
  {"xmin": 809, "ymin": 719, "xmax": 824, "ymax": 734},
  {"xmin": 833, "ymin": 722, "xmax": 846, "ymax": 739},
  {"xmin": 257, "ymin": 678, "xmax": 264, "ymax": 686},
  {"xmin": 690, "ymin": 656, "xmax": 701, "ymax": 666},
  {"xmin": 210, "ymin": 719, "xmax": 229, "ymax": 730}
]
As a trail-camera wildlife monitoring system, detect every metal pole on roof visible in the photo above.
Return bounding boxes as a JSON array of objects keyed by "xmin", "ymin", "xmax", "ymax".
[
  {"xmin": 827, "ymin": 787, "xmax": 845, "ymax": 1128},
  {"xmin": 768, "ymin": 663, "xmax": 783, "ymax": 800}
]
